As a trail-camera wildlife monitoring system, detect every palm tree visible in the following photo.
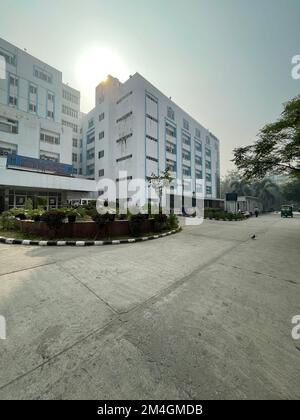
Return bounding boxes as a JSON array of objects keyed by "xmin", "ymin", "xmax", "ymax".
[
  {"xmin": 252, "ymin": 178, "xmax": 282, "ymax": 211},
  {"xmin": 230, "ymin": 179, "xmax": 252, "ymax": 196}
]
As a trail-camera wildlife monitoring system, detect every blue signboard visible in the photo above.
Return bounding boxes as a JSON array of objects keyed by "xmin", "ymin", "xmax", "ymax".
[{"xmin": 6, "ymin": 154, "xmax": 73, "ymax": 177}]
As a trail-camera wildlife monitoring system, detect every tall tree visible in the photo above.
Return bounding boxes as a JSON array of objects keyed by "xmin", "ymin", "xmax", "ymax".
[{"xmin": 233, "ymin": 95, "xmax": 300, "ymax": 179}]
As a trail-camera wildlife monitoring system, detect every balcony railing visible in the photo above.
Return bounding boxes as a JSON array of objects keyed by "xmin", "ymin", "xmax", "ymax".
[{"xmin": 6, "ymin": 153, "xmax": 73, "ymax": 177}]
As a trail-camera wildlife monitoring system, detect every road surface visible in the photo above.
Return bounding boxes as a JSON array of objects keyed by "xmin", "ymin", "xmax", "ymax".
[{"xmin": 0, "ymin": 214, "xmax": 299, "ymax": 399}]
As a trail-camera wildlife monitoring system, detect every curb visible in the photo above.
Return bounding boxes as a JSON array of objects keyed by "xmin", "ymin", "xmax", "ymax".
[
  {"xmin": 205, "ymin": 218, "xmax": 246, "ymax": 222},
  {"xmin": 0, "ymin": 228, "xmax": 181, "ymax": 246}
]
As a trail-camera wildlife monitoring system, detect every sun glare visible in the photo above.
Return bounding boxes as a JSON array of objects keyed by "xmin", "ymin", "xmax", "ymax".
[{"xmin": 76, "ymin": 47, "xmax": 129, "ymax": 108}]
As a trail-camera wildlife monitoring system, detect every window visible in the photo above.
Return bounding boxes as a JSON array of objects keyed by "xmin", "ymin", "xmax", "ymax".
[
  {"xmin": 40, "ymin": 131, "xmax": 60, "ymax": 145},
  {"xmin": 0, "ymin": 142, "xmax": 17, "ymax": 156},
  {"xmin": 72, "ymin": 138, "xmax": 78, "ymax": 147},
  {"xmin": 183, "ymin": 118, "xmax": 189, "ymax": 131},
  {"xmin": 116, "ymin": 111, "xmax": 133, "ymax": 123},
  {"xmin": 87, "ymin": 150, "xmax": 95, "ymax": 160},
  {"xmin": 182, "ymin": 132, "xmax": 191, "ymax": 146},
  {"xmin": 80, "ymin": 139, "xmax": 83, "ymax": 148},
  {"xmin": 29, "ymin": 103, "xmax": 37, "ymax": 113},
  {"xmin": 88, "ymin": 118, "xmax": 94, "ymax": 129},
  {"xmin": 146, "ymin": 134, "xmax": 158, "ymax": 142},
  {"xmin": 116, "ymin": 90, "xmax": 133, "ymax": 104},
  {"xmin": 0, "ymin": 116, "xmax": 18, "ymax": 134},
  {"xmin": 205, "ymin": 160, "xmax": 211, "ymax": 169},
  {"xmin": 167, "ymin": 106, "xmax": 175, "ymax": 120},
  {"xmin": 9, "ymin": 96, "xmax": 17, "ymax": 106},
  {"xmin": 47, "ymin": 110, "xmax": 54, "ymax": 119},
  {"xmin": 117, "ymin": 133, "xmax": 133, "ymax": 143},
  {"xmin": 29, "ymin": 84, "xmax": 37, "ymax": 94},
  {"xmin": 0, "ymin": 48, "xmax": 17, "ymax": 66},
  {"xmin": 62, "ymin": 90, "xmax": 79, "ymax": 104},
  {"xmin": 146, "ymin": 93, "xmax": 158, "ymax": 103},
  {"xmin": 166, "ymin": 141, "xmax": 176, "ymax": 154},
  {"xmin": 87, "ymin": 133, "xmax": 95, "ymax": 144},
  {"xmin": 99, "ymin": 112, "xmax": 105, "ymax": 121},
  {"xmin": 195, "ymin": 141, "xmax": 202, "ymax": 153},
  {"xmin": 195, "ymin": 128, "xmax": 201, "ymax": 138},
  {"xmin": 116, "ymin": 154, "xmax": 132, "ymax": 162},
  {"xmin": 98, "ymin": 150, "xmax": 104, "ymax": 159},
  {"xmin": 146, "ymin": 114, "xmax": 158, "ymax": 123},
  {"xmin": 205, "ymin": 148, "xmax": 211, "ymax": 158},
  {"xmin": 40, "ymin": 152, "xmax": 59, "ymax": 162},
  {"xmin": 196, "ymin": 170, "xmax": 202, "ymax": 179},
  {"xmin": 72, "ymin": 153, "xmax": 78, "ymax": 163},
  {"xmin": 99, "ymin": 131, "xmax": 104, "ymax": 140},
  {"xmin": 206, "ymin": 173, "xmax": 212, "ymax": 182},
  {"xmin": 166, "ymin": 159, "xmax": 176, "ymax": 172},
  {"xmin": 166, "ymin": 122, "xmax": 176, "ymax": 138},
  {"xmin": 206, "ymin": 186, "xmax": 212, "ymax": 195},
  {"xmin": 62, "ymin": 120, "xmax": 78, "ymax": 133},
  {"xmin": 73, "ymin": 168, "xmax": 78, "ymax": 175},
  {"xmin": 195, "ymin": 156, "xmax": 202, "ymax": 166},
  {"xmin": 146, "ymin": 155, "xmax": 158, "ymax": 162},
  {"xmin": 87, "ymin": 164, "xmax": 95, "ymax": 176},
  {"xmin": 182, "ymin": 149, "xmax": 191, "ymax": 161},
  {"xmin": 48, "ymin": 92, "xmax": 54, "ymax": 102},
  {"xmin": 34, "ymin": 66, "xmax": 52, "ymax": 83},
  {"xmin": 116, "ymin": 176, "xmax": 132, "ymax": 182},
  {"xmin": 98, "ymin": 169, "xmax": 104, "ymax": 177},
  {"xmin": 62, "ymin": 104, "xmax": 78, "ymax": 118},
  {"xmin": 9, "ymin": 75, "xmax": 18, "ymax": 87},
  {"xmin": 182, "ymin": 165, "xmax": 191, "ymax": 176},
  {"xmin": 206, "ymin": 136, "xmax": 210, "ymax": 145}
]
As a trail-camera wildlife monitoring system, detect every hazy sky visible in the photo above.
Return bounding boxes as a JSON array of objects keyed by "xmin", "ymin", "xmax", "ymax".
[{"xmin": 1, "ymin": 0, "xmax": 300, "ymax": 175}]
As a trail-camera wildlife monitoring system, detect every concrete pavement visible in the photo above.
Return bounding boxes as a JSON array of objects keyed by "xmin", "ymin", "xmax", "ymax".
[{"xmin": 0, "ymin": 214, "xmax": 299, "ymax": 399}]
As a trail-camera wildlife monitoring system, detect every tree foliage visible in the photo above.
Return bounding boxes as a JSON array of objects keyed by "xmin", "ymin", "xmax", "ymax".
[
  {"xmin": 282, "ymin": 180, "xmax": 300, "ymax": 204},
  {"xmin": 221, "ymin": 171, "xmax": 283, "ymax": 210},
  {"xmin": 233, "ymin": 95, "xmax": 300, "ymax": 179}
]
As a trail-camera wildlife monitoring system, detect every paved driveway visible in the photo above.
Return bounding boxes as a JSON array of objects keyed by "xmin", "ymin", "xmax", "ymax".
[{"xmin": 0, "ymin": 214, "xmax": 299, "ymax": 399}]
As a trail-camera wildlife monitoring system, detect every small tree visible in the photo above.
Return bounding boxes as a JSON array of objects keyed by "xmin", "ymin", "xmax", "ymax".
[{"xmin": 147, "ymin": 169, "xmax": 173, "ymax": 214}]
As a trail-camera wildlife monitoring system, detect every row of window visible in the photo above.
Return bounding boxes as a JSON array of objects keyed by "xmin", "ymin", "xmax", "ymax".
[
  {"xmin": 40, "ymin": 131, "xmax": 60, "ymax": 145},
  {"xmin": 166, "ymin": 106, "xmax": 201, "ymax": 139},
  {"xmin": 116, "ymin": 133, "xmax": 132, "ymax": 143},
  {"xmin": 116, "ymin": 111, "xmax": 132, "ymax": 123},
  {"xmin": 0, "ymin": 48, "xmax": 17, "ymax": 66},
  {"xmin": 62, "ymin": 104, "xmax": 78, "ymax": 119},
  {"xmin": 116, "ymin": 90, "xmax": 133, "ymax": 105},
  {"xmin": 34, "ymin": 67, "xmax": 52, "ymax": 84},
  {"xmin": 0, "ymin": 116, "xmax": 18, "ymax": 134},
  {"xmin": 62, "ymin": 90, "xmax": 79, "ymax": 104},
  {"xmin": 62, "ymin": 120, "xmax": 78, "ymax": 133},
  {"xmin": 146, "ymin": 113, "xmax": 158, "ymax": 123}
]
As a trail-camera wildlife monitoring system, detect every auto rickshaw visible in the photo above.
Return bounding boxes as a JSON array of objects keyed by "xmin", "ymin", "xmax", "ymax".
[{"xmin": 281, "ymin": 205, "xmax": 293, "ymax": 218}]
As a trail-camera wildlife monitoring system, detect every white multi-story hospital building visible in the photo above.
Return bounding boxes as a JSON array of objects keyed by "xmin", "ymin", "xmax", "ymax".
[{"xmin": 0, "ymin": 37, "xmax": 221, "ymax": 212}]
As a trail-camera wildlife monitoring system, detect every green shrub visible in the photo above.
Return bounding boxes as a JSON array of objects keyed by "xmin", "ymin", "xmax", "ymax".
[
  {"xmin": 33, "ymin": 196, "xmax": 47, "ymax": 209},
  {"xmin": 129, "ymin": 213, "xmax": 145, "ymax": 236},
  {"xmin": 24, "ymin": 199, "xmax": 33, "ymax": 211},
  {"xmin": 153, "ymin": 214, "xmax": 169, "ymax": 232},
  {"xmin": 0, "ymin": 211, "xmax": 20, "ymax": 231},
  {"xmin": 168, "ymin": 213, "xmax": 179, "ymax": 229},
  {"xmin": 41, "ymin": 209, "xmax": 66, "ymax": 233}
]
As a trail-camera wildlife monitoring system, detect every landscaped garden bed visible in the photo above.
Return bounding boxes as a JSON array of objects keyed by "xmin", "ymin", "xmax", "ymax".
[
  {"xmin": 204, "ymin": 208, "xmax": 246, "ymax": 221},
  {"xmin": 0, "ymin": 199, "xmax": 180, "ymax": 244}
]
